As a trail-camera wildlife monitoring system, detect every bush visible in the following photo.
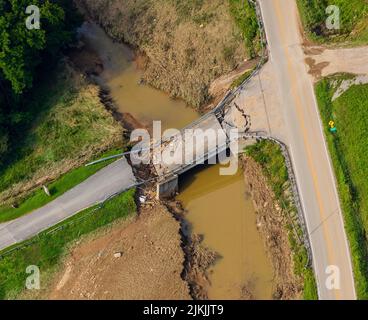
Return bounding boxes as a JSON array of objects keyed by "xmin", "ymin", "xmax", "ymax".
[{"xmin": 0, "ymin": 0, "xmax": 80, "ymax": 94}]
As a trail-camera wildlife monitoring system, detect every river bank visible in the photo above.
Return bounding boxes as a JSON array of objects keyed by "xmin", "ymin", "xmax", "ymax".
[
  {"xmin": 74, "ymin": 0, "xmax": 257, "ymax": 109},
  {"xmin": 241, "ymin": 155, "xmax": 303, "ymax": 299},
  {"xmin": 47, "ymin": 202, "xmax": 191, "ymax": 300},
  {"xmin": 60, "ymin": 17, "xmax": 308, "ymax": 300}
]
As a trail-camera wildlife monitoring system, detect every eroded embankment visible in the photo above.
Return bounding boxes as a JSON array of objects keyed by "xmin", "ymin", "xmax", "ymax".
[
  {"xmin": 165, "ymin": 199, "xmax": 218, "ymax": 300},
  {"xmin": 241, "ymin": 155, "xmax": 303, "ymax": 299},
  {"xmin": 48, "ymin": 12, "xmax": 293, "ymax": 300},
  {"xmin": 44, "ymin": 201, "xmax": 191, "ymax": 300},
  {"xmin": 74, "ymin": 0, "xmax": 249, "ymax": 109}
]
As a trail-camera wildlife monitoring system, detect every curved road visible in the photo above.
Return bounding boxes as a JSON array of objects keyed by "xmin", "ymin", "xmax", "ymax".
[{"xmin": 259, "ymin": 0, "xmax": 356, "ymax": 299}]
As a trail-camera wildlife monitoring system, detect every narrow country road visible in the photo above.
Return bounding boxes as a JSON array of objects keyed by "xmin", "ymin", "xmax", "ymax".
[
  {"xmin": 0, "ymin": 158, "xmax": 136, "ymax": 251},
  {"xmin": 259, "ymin": 0, "xmax": 356, "ymax": 299}
]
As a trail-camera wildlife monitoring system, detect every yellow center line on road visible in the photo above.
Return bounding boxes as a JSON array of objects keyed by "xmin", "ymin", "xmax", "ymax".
[{"xmin": 272, "ymin": 0, "xmax": 341, "ymax": 299}]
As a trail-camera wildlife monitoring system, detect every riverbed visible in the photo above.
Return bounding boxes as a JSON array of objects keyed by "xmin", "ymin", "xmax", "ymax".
[
  {"xmin": 79, "ymin": 21, "xmax": 274, "ymax": 299},
  {"xmin": 178, "ymin": 164, "xmax": 273, "ymax": 299},
  {"xmin": 78, "ymin": 22, "xmax": 198, "ymax": 130}
]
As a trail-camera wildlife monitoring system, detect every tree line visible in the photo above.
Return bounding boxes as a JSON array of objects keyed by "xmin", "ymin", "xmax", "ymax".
[{"xmin": 0, "ymin": 0, "xmax": 81, "ymax": 167}]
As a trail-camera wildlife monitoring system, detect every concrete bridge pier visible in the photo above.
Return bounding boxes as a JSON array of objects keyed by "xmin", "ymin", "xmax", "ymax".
[{"xmin": 156, "ymin": 175, "xmax": 179, "ymax": 200}]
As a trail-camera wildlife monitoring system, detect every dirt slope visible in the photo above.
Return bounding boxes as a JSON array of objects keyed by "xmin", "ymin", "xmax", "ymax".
[
  {"xmin": 242, "ymin": 156, "xmax": 303, "ymax": 300},
  {"xmin": 75, "ymin": 0, "xmax": 248, "ymax": 108},
  {"xmin": 48, "ymin": 204, "xmax": 190, "ymax": 300}
]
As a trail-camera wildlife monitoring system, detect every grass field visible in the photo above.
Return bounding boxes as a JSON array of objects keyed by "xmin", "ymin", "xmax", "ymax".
[
  {"xmin": 0, "ymin": 65, "xmax": 123, "ymax": 206},
  {"xmin": 0, "ymin": 149, "xmax": 123, "ymax": 223},
  {"xmin": 297, "ymin": 0, "xmax": 368, "ymax": 45},
  {"xmin": 0, "ymin": 188, "xmax": 136, "ymax": 299},
  {"xmin": 315, "ymin": 75, "xmax": 368, "ymax": 299},
  {"xmin": 246, "ymin": 140, "xmax": 318, "ymax": 300}
]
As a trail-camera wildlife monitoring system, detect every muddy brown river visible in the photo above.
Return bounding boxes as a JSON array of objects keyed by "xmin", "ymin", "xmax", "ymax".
[
  {"xmin": 178, "ymin": 165, "xmax": 273, "ymax": 299},
  {"xmin": 79, "ymin": 22, "xmax": 274, "ymax": 299},
  {"xmin": 79, "ymin": 22, "xmax": 198, "ymax": 130}
]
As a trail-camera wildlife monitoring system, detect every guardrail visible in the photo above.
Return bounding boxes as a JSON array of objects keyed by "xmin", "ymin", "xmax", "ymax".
[
  {"xmin": 1, "ymin": 1, "xmax": 312, "ymax": 270},
  {"xmin": 241, "ymin": 131, "xmax": 313, "ymax": 266}
]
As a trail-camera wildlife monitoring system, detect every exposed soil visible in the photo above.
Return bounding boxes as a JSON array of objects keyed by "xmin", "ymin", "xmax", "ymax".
[
  {"xmin": 303, "ymin": 46, "xmax": 326, "ymax": 56},
  {"xmin": 241, "ymin": 156, "xmax": 303, "ymax": 300},
  {"xmin": 182, "ymin": 233, "xmax": 218, "ymax": 300},
  {"xmin": 165, "ymin": 200, "xmax": 218, "ymax": 300},
  {"xmin": 305, "ymin": 57, "xmax": 330, "ymax": 80},
  {"xmin": 41, "ymin": 192, "xmax": 218, "ymax": 300},
  {"xmin": 307, "ymin": 46, "xmax": 368, "ymax": 79},
  {"xmin": 304, "ymin": 47, "xmax": 368, "ymax": 80},
  {"xmin": 74, "ymin": 0, "xmax": 248, "ymax": 109},
  {"xmin": 206, "ymin": 58, "xmax": 260, "ymax": 112},
  {"xmin": 47, "ymin": 202, "xmax": 191, "ymax": 300}
]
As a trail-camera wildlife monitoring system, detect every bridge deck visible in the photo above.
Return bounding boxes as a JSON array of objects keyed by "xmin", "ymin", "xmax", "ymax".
[{"xmin": 154, "ymin": 113, "xmax": 227, "ymax": 178}]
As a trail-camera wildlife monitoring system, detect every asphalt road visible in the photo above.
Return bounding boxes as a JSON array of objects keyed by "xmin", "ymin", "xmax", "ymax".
[
  {"xmin": 259, "ymin": 0, "xmax": 356, "ymax": 299},
  {"xmin": 0, "ymin": 158, "xmax": 136, "ymax": 251}
]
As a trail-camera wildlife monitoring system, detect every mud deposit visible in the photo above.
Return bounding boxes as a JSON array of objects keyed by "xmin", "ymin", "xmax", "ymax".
[
  {"xmin": 48, "ymin": 205, "xmax": 190, "ymax": 300},
  {"xmin": 242, "ymin": 156, "xmax": 303, "ymax": 300}
]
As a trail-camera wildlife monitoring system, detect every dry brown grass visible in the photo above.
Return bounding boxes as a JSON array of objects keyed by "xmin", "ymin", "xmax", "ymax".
[{"xmin": 77, "ymin": 0, "xmax": 248, "ymax": 108}]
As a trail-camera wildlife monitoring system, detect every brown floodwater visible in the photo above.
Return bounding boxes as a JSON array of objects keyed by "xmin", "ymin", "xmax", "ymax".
[
  {"xmin": 78, "ymin": 22, "xmax": 198, "ymax": 130},
  {"xmin": 79, "ymin": 22, "xmax": 274, "ymax": 299},
  {"xmin": 178, "ymin": 164, "xmax": 274, "ymax": 299}
]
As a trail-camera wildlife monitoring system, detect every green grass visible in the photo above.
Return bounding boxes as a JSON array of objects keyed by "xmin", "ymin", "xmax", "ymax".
[
  {"xmin": 229, "ymin": 0, "xmax": 260, "ymax": 58},
  {"xmin": 315, "ymin": 75, "xmax": 368, "ymax": 299},
  {"xmin": 0, "ymin": 66, "xmax": 122, "ymax": 202},
  {"xmin": 230, "ymin": 69, "xmax": 254, "ymax": 89},
  {"xmin": 0, "ymin": 149, "xmax": 123, "ymax": 223},
  {"xmin": 297, "ymin": 0, "xmax": 368, "ymax": 45},
  {"xmin": 0, "ymin": 188, "xmax": 136, "ymax": 299},
  {"xmin": 246, "ymin": 140, "xmax": 318, "ymax": 300}
]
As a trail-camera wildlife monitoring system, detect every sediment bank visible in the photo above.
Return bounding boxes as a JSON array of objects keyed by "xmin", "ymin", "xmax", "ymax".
[
  {"xmin": 241, "ymin": 155, "xmax": 303, "ymax": 300},
  {"xmin": 74, "ymin": 0, "xmax": 249, "ymax": 109}
]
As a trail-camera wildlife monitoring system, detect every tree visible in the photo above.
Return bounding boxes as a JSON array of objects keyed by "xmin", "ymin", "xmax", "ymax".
[
  {"xmin": 0, "ymin": 0, "xmax": 80, "ymax": 165},
  {"xmin": 0, "ymin": 0, "xmax": 72, "ymax": 94}
]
